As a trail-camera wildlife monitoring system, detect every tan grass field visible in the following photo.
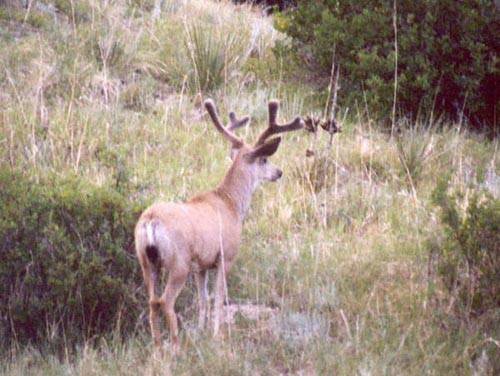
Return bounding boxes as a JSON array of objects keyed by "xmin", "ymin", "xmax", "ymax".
[{"xmin": 0, "ymin": 1, "xmax": 498, "ymax": 375}]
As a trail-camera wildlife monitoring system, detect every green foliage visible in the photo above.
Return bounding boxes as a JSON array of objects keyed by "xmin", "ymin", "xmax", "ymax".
[
  {"xmin": 52, "ymin": 0, "xmax": 91, "ymax": 23},
  {"xmin": 0, "ymin": 169, "xmax": 144, "ymax": 348},
  {"xmin": 184, "ymin": 22, "xmax": 228, "ymax": 92},
  {"xmin": 0, "ymin": 4, "xmax": 50, "ymax": 29},
  {"xmin": 431, "ymin": 178, "xmax": 500, "ymax": 318},
  {"xmin": 277, "ymin": 0, "xmax": 498, "ymax": 133}
]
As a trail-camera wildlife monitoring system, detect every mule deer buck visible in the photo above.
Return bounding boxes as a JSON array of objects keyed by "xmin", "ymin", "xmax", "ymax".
[{"xmin": 134, "ymin": 99, "xmax": 303, "ymax": 350}]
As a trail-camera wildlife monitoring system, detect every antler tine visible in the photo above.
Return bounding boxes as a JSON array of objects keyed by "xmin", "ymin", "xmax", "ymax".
[
  {"xmin": 254, "ymin": 100, "xmax": 304, "ymax": 146},
  {"xmin": 228, "ymin": 112, "xmax": 250, "ymax": 131},
  {"xmin": 204, "ymin": 99, "xmax": 244, "ymax": 148},
  {"xmin": 268, "ymin": 100, "xmax": 279, "ymax": 127}
]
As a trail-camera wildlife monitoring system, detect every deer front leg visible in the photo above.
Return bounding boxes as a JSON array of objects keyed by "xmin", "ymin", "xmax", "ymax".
[
  {"xmin": 194, "ymin": 270, "xmax": 209, "ymax": 329},
  {"xmin": 213, "ymin": 258, "xmax": 233, "ymax": 337}
]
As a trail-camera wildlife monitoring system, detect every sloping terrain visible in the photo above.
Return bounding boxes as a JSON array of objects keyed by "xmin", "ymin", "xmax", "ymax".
[{"xmin": 0, "ymin": 1, "xmax": 498, "ymax": 374}]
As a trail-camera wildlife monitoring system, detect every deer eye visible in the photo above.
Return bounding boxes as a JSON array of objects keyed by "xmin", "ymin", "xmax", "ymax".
[{"xmin": 260, "ymin": 157, "xmax": 268, "ymax": 164}]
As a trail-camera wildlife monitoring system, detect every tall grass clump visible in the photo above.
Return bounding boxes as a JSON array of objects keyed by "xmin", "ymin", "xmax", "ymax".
[
  {"xmin": 183, "ymin": 21, "xmax": 248, "ymax": 92},
  {"xmin": 139, "ymin": 0, "xmax": 277, "ymax": 92},
  {"xmin": 395, "ymin": 123, "xmax": 435, "ymax": 190},
  {"xmin": 52, "ymin": 0, "xmax": 92, "ymax": 23}
]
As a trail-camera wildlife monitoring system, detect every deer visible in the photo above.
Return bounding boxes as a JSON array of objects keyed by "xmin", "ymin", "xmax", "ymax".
[{"xmin": 134, "ymin": 99, "xmax": 303, "ymax": 351}]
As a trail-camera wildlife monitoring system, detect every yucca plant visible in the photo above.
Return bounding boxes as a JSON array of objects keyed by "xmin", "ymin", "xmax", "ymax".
[
  {"xmin": 183, "ymin": 22, "xmax": 247, "ymax": 92},
  {"xmin": 395, "ymin": 123, "xmax": 435, "ymax": 189}
]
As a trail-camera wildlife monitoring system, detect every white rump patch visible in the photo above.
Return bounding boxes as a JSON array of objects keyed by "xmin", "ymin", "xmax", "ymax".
[{"xmin": 146, "ymin": 222, "xmax": 156, "ymax": 246}]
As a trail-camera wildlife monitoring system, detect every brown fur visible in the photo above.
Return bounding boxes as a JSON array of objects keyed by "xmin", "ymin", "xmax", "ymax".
[{"xmin": 134, "ymin": 100, "xmax": 303, "ymax": 351}]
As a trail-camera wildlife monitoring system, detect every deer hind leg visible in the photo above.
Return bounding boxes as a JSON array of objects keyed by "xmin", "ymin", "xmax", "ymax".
[
  {"xmin": 194, "ymin": 270, "xmax": 209, "ymax": 329},
  {"xmin": 213, "ymin": 258, "xmax": 233, "ymax": 337},
  {"xmin": 160, "ymin": 268, "xmax": 188, "ymax": 351},
  {"xmin": 139, "ymin": 255, "xmax": 162, "ymax": 347}
]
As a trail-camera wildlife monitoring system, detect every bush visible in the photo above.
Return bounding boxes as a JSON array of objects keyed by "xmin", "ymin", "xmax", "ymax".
[
  {"xmin": 0, "ymin": 169, "xmax": 144, "ymax": 348},
  {"xmin": 277, "ymin": 0, "xmax": 498, "ymax": 133},
  {"xmin": 431, "ymin": 178, "xmax": 500, "ymax": 319}
]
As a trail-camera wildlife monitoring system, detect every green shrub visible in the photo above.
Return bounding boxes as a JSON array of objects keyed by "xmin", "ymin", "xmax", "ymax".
[
  {"xmin": 431, "ymin": 178, "xmax": 500, "ymax": 319},
  {"xmin": 0, "ymin": 4, "xmax": 50, "ymax": 29},
  {"xmin": 277, "ymin": 0, "xmax": 498, "ymax": 133},
  {"xmin": 0, "ymin": 169, "xmax": 144, "ymax": 348}
]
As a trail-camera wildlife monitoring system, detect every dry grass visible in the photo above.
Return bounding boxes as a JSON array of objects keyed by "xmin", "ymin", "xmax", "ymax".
[{"xmin": 1, "ymin": 1, "xmax": 498, "ymax": 375}]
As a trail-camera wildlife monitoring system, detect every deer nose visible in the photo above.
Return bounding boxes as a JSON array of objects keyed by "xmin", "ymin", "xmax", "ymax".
[{"xmin": 277, "ymin": 169, "xmax": 283, "ymax": 178}]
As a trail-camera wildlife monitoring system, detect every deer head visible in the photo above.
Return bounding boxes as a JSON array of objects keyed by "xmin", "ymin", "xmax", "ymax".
[{"xmin": 204, "ymin": 99, "xmax": 303, "ymax": 187}]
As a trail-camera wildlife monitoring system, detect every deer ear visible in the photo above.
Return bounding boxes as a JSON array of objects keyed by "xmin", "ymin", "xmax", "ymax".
[{"xmin": 246, "ymin": 137, "xmax": 281, "ymax": 162}]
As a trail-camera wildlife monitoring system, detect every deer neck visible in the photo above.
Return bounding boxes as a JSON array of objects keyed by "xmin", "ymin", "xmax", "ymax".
[{"xmin": 216, "ymin": 162, "xmax": 256, "ymax": 221}]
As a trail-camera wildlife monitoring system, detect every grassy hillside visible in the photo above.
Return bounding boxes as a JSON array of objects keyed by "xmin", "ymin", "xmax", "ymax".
[{"xmin": 0, "ymin": 1, "xmax": 498, "ymax": 375}]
